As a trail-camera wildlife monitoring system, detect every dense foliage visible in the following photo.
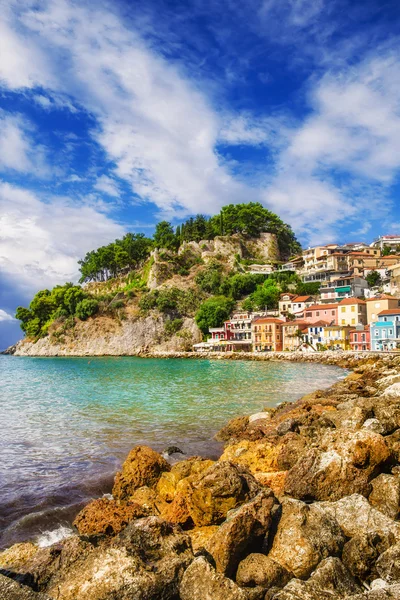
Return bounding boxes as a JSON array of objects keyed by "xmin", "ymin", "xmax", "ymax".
[
  {"xmin": 15, "ymin": 283, "xmax": 99, "ymax": 338},
  {"xmin": 195, "ymin": 296, "xmax": 235, "ymax": 334}
]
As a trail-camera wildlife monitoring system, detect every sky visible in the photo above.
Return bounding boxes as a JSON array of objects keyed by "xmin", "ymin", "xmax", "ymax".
[{"xmin": 1, "ymin": 0, "xmax": 400, "ymax": 348}]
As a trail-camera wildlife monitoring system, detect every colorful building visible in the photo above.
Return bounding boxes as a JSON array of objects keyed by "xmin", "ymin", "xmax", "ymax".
[
  {"xmin": 303, "ymin": 303, "xmax": 338, "ymax": 325},
  {"xmin": 338, "ymin": 298, "xmax": 367, "ymax": 327},
  {"xmin": 322, "ymin": 325, "xmax": 352, "ymax": 350},
  {"xmin": 305, "ymin": 321, "xmax": 330, "ymax": 349},
  {"xmin": 320, "ymin": 276, "xmax": 368, "ymax": 303},
  {"xmin": 370, "ymin": 309, "xmax": 400, "ymax": 351},
  {"xmin": 349, "ymin": 325, "xmax": 370, "ymax": 351},
  {"xmin": 282, "ymin": 321, "xmax": 309, "ymax": 351},
  {"xmin": 366, "ymin": 296, "xmax": 400, "ymax": 324},
  {"xmin": 252, "ymin": 318, "xmax": 284, "ymax": 352},
  {"xmin": 278, "ymin": 294, "xmax": 315, "ymax": 318}
]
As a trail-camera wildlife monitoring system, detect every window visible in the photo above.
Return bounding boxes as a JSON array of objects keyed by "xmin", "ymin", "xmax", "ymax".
[
  {"xmin": 341, "ymin": 307, "xmax": 346, "ymax": 313},
  {"xmin": 354, "ymin": 334, "xmax": 358, "ymax": 341},
  {"xmin": 342, "ymin": 319, "xmax": 346, "ymax": 325},
  {"xmin": 375, "ymin": 330, "xmax": 379, "ymax": 336},
  {"xmin": 351, "ymin": 319, "xmax": 355, "ymax": 325},
  {"xmin": 351, "ymin": 306, "xmax": 355, "ymax": 312},
  {"xmin": 389, "ymin": 329, "xmax": 393, "ymax": 335},
  {"xmin": 332, "ymin": 311, "xmax": 335, "ymax": 315}
]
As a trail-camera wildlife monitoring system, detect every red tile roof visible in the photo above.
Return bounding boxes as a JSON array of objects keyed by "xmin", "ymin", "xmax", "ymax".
[
  {"xmin": 339, "ymin": 298, "xmax": 366, "ymax": 305},
  {"xmin": 377, "ymin": 309, "xmax": 400, "ymax": 316},
  {"xmin": 282, "ymin": 320, "xmax": 309, "ymax": 326},
  {"xmin": 292, "ymin": 295, "xmax": 313, "ymax": 302},
  {"xmin": 252, "ymin": 318, "xmax": 285, "ymax": 324},
  {"xmin": 308, "ymin": 320, "xmax": 331, "ymax": 326},
  {"xmin": 304, "ymin": 304, "xmax": 339, "ymax": 311}
]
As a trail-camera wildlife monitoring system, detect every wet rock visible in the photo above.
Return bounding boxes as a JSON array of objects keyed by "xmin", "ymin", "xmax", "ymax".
[
  {"xmin": 369, "ymin": 474, "xmax": 400, "ymax": 520},
  {"xmin": 206, "ymin": 490, "xmax": 279, "ymax": 577},
  {"xmin": 375, "ymin": 543, "xmax": 400, "ymax": 583},
  {"xmin": 216, "ymin": 415, "xmax": 250, "ymax": 442},
  {"xmin": 319, "ymin": 494, "xmax": 400, "ymax": 539},
  {"xmin": 112, "ymin": 445, "xmax": 171, "ymax": 500},
  {"xmin": 0, "ymin": 574, "xmax": 51, "ymax": 599},
  {"xmin": 267, "ymin": 498, "xmax": 346, "ymax": 579},
  {"xmin": 235, "ymin": 554, "xmax": 291, "ymax": 588},
  {"xmin": 269, "ymin": 558, "xmax": 361, "ymax": 600},
  {"xmin": 0, "ymin": 543, "xmax": 39, "ymax": 570},
  {"xmin": 72, "ymin": 496, "xmax": 147, "ymax": 536},
  {"xmin": 180, "ymin": 556, "xmax": 248, "ymax": 600},
  {"xmin": 285, "ymin": 429, "xmax": 390, "ymax": 501}
]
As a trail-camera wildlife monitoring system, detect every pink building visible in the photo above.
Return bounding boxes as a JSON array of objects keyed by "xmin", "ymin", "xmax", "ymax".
[{"xmin": 303, "ymin": 303, "xmax": 338, "ymax": 325}]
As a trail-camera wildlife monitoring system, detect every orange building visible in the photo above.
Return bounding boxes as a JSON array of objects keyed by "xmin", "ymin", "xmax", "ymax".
[{"xmin": 252, "ymin": 318, "xmax": 284, "ymax": 352}]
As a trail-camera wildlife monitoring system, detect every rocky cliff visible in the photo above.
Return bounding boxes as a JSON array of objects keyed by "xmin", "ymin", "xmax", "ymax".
[{"xmin": 2, "ymin": 354, "xmax": 400, "ymax": 599}]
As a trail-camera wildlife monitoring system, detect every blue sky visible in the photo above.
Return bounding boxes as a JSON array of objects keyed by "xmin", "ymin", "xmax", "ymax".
[{"xmin": 1, "ymin": 0, "xmax": 400, "ymax": 348}]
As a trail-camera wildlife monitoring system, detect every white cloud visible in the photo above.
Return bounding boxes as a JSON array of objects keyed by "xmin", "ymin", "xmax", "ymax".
[
  {"xmin": 0, "ymin": 309, "xmax": 15, "ymax": 322},
  {"xmin": 0, "ymin": 112, "xmax": 49, "ymax": 176},
  {"xmin": 94, "ymin": 175, "xmax": 121, "ymax": 197},
  {"xmin": 0, "ymin": 180, "xmax": 125, "ymax": 296}
]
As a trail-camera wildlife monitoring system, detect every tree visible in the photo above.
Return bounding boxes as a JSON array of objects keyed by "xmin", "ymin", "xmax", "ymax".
[
  {"xmin": 75, "ymin": 299, "xmax": 99, "ymax": 320},
  {"xmin": 366, "ymin": 270, "xmax": 382, "ymax": 288},
  {"xmin": 153, "ymin": 221, "xmax": 178, "ymax": 250},
  {"xmin": 250, "ymin": 280, "xmax": 280, "ymax": 310},
  {"xmin": 195, "ymin": 296, "xmax": 235, "ymax": 335},
  {"xmin": 382, "ymin": 245, "xmax": 392, "ymax": 256}
]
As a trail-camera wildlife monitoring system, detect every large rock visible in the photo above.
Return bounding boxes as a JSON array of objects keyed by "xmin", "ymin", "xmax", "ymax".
[
  {"xmin": 0, "ymin": 574, "xmax": 51, "ymax": 600},
  {"xmin": 129, "ymin": 485, "xmax": 169, "ymax": 515},
  {"xmin": 342, "ymin": 533, "xmax": 388, "ymax": 581},
  {"xmin": 369, "ymin": 474, "xmax": 400, "ymax": 520},
  {"xmin": 180, "ymin": 556, "xmax": 248, "ymax": 600},
  {"xmin": 112, "ymin": 445, "xmax": 170, "ymax": 500},
  {"xmin": 236, "ymin": 554, "xmax": 291, "ymax": 589},
  {"xmin": 267, "ymin": 498, "xmax": 346, "ymax": 579},
  {"xmin": 72, "ymin": 497, "xmax": 147, "ymax": 536},
  {"xmin": 268, "ymin": 558, "xmax": 361, "ymax": 599},
  {"xmin": 206, "ymin": 490, "xmax": 279, "ymax": 577},
  {"xmin": 374, "ymin": 404, "xmax": 400, "ymax": 435},
  {"xmin": 0, "ymin": 543, "xmax": 39, "ymax": 570},
  {"xmin": 319, "ymin": 494, "xmax": 400, "ymax": 539},
  {"xmin": 285, "ymin": 429, "xmax": 390, "ymax": 501},
  {"xmin": 156, "ymin": 457, "xmax": 214, "ymax": 502}
]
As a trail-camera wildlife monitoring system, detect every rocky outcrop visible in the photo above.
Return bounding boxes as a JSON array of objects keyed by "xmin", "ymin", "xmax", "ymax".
[{"xmin": 3, "ymin": 353, "xmax": 400, "ymax": 600}]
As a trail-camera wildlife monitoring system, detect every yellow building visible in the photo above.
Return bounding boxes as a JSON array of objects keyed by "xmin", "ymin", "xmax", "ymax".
[
  {"xmin": 366, "ymin": 295, "xmax": 400, "ymax": 324},
  {"xmin": 282, "ymin": 321, "xmax": 309, "ymax": 351},
  {"xmin": 252, "ymin": 318, "xmax": 284, "ymax": 352},
  {"xmin": 322, "ymin": 325, "xmax": 352, "ymax": 350},
  {"xmin": 338, "ymin": 298, "xmax": 367, "ymax": 327}
]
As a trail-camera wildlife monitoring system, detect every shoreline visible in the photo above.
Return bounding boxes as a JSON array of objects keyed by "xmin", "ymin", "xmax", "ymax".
[{"xmin": 1, "ymin": 352, "xmax": 400, "ymax": 599}]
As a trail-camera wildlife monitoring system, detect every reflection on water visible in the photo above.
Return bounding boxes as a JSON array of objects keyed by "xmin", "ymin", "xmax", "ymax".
[{"xmin": 0, "ymin": 356, "xmax": 345, "ymax": 548}]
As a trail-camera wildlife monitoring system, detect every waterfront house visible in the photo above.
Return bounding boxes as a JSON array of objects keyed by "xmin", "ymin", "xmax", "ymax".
[
  {"xmin": 303, "ymin": 303, "xmax": 338, "ymax": 325},
  {"xmin": 305, "ymin": 321, "xmax": 330, "ymax": 349},
  {"xmin": 366, "ymin": 295, "xmax": 400, "ymax": 324},
  {"xmin": 338, "ymin": 298, "xmax": 367, "ymax": 327},
  {"xmin": 252, "ymin": 318, "xmax": 284, "ymax": 352},
  {"xmin": 349, "ymin": 325, "xmax": 370, "ymax": 351},
  {"xmin": 322, "ymin": 325, "xmax": 352, "ymax": 350},
  {"xmin": 282, "ymin": 321, "xmax": 309, "ymax": 351},
  {"xmin": 370, "ymin": 309, "xmax": 400, "ymax": 351}
]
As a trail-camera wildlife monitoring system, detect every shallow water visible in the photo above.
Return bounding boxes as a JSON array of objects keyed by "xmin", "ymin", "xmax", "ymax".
[{"xmin": 0, "ymin": 355, "xmax": 345, "ymax": 548}]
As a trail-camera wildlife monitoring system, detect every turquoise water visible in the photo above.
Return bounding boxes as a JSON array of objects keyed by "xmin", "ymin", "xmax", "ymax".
[{"xmin": 0, "ymin": 355, "xmax": 344, "ymax": 548}]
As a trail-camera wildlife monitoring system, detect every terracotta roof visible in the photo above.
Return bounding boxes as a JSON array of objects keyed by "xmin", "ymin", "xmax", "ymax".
[
  {"xmin": 291, "ymin": 295, "xmax": 313, "ymax": 302},
  {"xmin": 377, "ymin": 309, "xmax": 400, "ymax": 316},
  {"xmin": 380, "ymin": 255, "xmax": 400, "ymax": 260},
  {"xmin": 304, "ymin": 304, "xmax": 339, "ymax": 311},
  {"xmin": 308, "ymin": 320, "xmax": 331, "ymax": 327},
  {"xmin": 282, "ymin": 320, "xmax": 309, "ymax": 327},
  {"xmin": 280, "ymin": 293, "xmax": 296, "ymax": 299},
  {"xmin": 252, "ymin": 318, "xmax": 284, "ymax": 324},
  {"xmin": 339, "ymin": 298, "xmax": 366, "ymax": 305}
]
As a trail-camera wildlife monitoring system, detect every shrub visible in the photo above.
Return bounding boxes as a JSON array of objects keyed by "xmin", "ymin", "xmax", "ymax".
[
  {"xmin": 164, "ymin": 318, "xmax": 184, "ymax": 337},
  {"xmin": 195, "ymin": 296, "xmax": 235, "ymax": 335},
  {"xmin": 75, "ymin": 299, "xmax": 99, "ymax": 320}
]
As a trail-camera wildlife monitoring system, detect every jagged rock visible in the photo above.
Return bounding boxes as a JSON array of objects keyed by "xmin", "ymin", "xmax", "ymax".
[
  {"xmin": 363, "ymin": 419, "xmax": 385, "ymax": 434},
  {"xmin": 285, "ymin": 429, "xmax": 390, "ymax": 501},
  {"xmin": 0, "ymin": 543, "xmax": 39, "ymax": 570},
  {"xmin": 72, "ymin": 496, "xmax": 147, "ymax": 536},
  {"xmin": 253, "ymin": 471, "xmax": 287, "ymax": 497},
  {"xmin": 319, "ymin": 494, "xmax": 400, "ymax": 539},
  {"xmin": 369, "ymin": 474, "xmax": 400, "ymax": 520},
  {"xmin": 374, "ymin": 404, "xmax": 400, "ymax": 435},
  {"xmin": 205, "ymin": 490, "xmax": 279, "ymax": 577},
  {"xmin": 249, "ymin": 412, "xmax": 271, "ymax": 424},
  {"xmin": 130, "ymin": 485, "xmax": 169, "ymax": 515},
  {"xmin": 375, "ymin": 543, "xmax": 400, "ymax": 583},
  {"xmin": 215, "ymin": 415, "xmax": 250, "ymax": 442},
  {"xmin": 156, "ymin": 457, "xmax": 214, "ymax": 502},
  {"xmin": 267, "ymin": 498, "xmax": 346, "ymax": 579},
  {"xmin": 349, "ymin": 584, "xmax": 400, "ymax": 599},
  {"xmin": 112, "ymin": 445, "xmax": 171, "ymax": 500},
  {"xmin": 385, "ymin": 429, "xmax": 400, "ymax": 464},
  {"xmin": 180, "ymin": 556, "xmax": 248, "ymax": 600},
  {"xmin": 268, "ymin": 558, "xmax": 361, "ymax": 599},
  {"xmin": 236, "ymin": 554, "xmax": 291, "ymax": 588},
  {"xmin": 0, "ymin": 574, "xmax": 51, "ymax": 599},
  {"xmin": 328, "ymin": 403, "xmax": 372, "ymax": 430}
]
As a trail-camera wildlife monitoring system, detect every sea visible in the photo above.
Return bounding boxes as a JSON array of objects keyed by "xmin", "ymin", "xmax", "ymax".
[{"xmin": 0, "ymin": 355, "xmax": 346, "ymax": 549}]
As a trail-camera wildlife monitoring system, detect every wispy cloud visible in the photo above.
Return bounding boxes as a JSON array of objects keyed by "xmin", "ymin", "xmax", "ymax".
[
  {"xmin": 0, "ymin": 309, "xmax": 15, "ymax": 322},
  {"xmin": 0, "ymin": 111, "xmax": 49, "ymax": 176}
]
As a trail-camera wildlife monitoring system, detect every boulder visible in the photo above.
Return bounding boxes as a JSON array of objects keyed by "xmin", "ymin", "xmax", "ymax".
[
  {"xmin": 342, "ymin": 533, "xmax": 385, "ymax": 581},
  {"xmin": 267, "ymin": 498, "xmax": 346, "ymax": 579},
  {"xmin": 215, "ymin": 415, "xmax": 250, "ymax": 442},
  {"xmin": 268, "ymin": 558, "xmax": 361, "ymax": 599},
  {"xmin": 156, "ymin": 457, "xmax": 214, "ymax": 502},
  {"xmin": 187, "ymin": 525, "xmax": 219, "ymax": 552},
  {"xmin": 253, "ymin": 471, "xmax": 287, "ymax": 497},
  {"xmin": 369, "ymin": 474, "xmax": 400, "ymax": 520},
  {"xmin": 0, "ymin": 574, "xmax": 51, "ymax": 600},
  {"xmin": 374, "ymin": 404, "xmax": 400, "ymax": 435},
  {"xmin": 236, "ymin": 554, "xmax": 291, "ymax": 589},
  {"xmin": 112, "ymin": 445, "xmax": 170, "ymax": 500},
  {"xmin": 129, "ymin": 486, "xmax": 169, "ymax": 515},
  {"xmin": 180, "ymin": 556, "xmax": 248, "ymax": 600},
  {"xmin": 72, "ymin": 496, "xmax": 147, "ymax": 536},
  {"xmin": 285, "ymin": 429, "xmax": 390, "ymax": 501},
  {"xmin": 206, "ymin": 490, "xmax": 279, "ymax": 577},
  {"xmin": 375, "ymin": 544, "xmax": 400, "ymax": 583},
  {"xmin": 187, "ymin": 461, "xmax": 262, "ymax": 527}
]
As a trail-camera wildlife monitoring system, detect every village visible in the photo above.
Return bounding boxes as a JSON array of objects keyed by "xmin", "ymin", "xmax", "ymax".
[{"xmin": 195, "ymin": 234, "xmax": 400, "ymax": 353}]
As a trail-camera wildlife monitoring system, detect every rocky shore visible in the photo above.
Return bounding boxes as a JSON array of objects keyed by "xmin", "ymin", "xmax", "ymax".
[{"xmin": 1, "ymin": 354, "xmax": 400, "ymax": 599}]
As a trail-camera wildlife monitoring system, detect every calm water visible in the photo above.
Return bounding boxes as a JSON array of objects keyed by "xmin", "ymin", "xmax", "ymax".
[{"xmin": 0, "ymin": 356, "xmax": 345, "ymax": 548}]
